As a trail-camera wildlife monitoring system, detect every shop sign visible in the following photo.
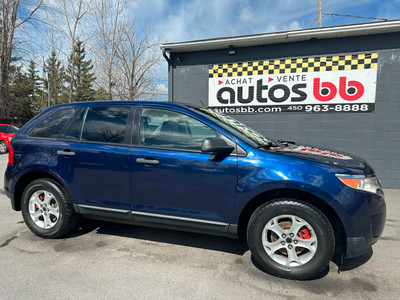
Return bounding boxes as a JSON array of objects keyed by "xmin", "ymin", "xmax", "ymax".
[{"xmin": 208, "ymin": 53, "xmax": 378, "ymax": 114}]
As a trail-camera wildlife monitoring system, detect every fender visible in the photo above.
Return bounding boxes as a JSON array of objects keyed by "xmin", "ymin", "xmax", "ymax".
[
  {"xmin": 231, "ymin": 148, "xmax": 347, "ymax": 225},
  {"xmin": 11, "ymin": 162, "xmax": 75, "ymax": 211},
  {"xmin": 231, "ymin": 179, "xmax": 337, "ymax": 224}
]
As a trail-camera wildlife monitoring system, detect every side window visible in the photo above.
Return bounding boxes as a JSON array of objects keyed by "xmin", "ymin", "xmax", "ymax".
[
  {"xmin": 140, "ymin": 108, "xmax": 217, "ymax": 151},
  {"xmin": 63, "ymin": 109, "xmax": 86, "ymax": 140},
  {"xmin": 81, "ymin": 106, "xmax": 130, "ymax": 144},
  {"xmin": 29, "ymin": 108, "xmax": 77, "ymax": 138}
]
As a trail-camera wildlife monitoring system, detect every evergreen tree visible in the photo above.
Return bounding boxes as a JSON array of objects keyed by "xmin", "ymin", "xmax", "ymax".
[
  {"xmin": 94, "ymin": 87, "xmax": 108, "ymax": 100},
  {"xmin": 8, "ymin": 65, "xmax": 34, "ymax": 119},
  {"xmin": 27, "ymin": 60, "xmax": 41, "ymax": 112},
  {"xmin": 44, "ymin": 50, "xmax": 66, "ymax": 105},
  {"xmin": 66, "ymin": 40, "xmax": 96, "ymax": 102}
]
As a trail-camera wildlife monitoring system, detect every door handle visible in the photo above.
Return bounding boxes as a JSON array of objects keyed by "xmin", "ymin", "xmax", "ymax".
[
  {"xmin": 136, "ymin": 158, "xmax": 159, "ymax": 165},
  {"xmin": 57, "ymin": 150, "xmax": 76, "ymax": 157}
]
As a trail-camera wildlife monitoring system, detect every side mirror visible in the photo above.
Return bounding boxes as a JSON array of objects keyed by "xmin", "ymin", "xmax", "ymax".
[{"xmin": 201, "ymin": 137, "xmax": 234, "ymax": 154}]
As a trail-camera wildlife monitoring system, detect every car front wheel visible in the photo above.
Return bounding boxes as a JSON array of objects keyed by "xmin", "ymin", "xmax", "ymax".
[
  {"xmin": 247, "ymin": 199, "xmax": 335, "ymax": 279},
  {"xmin": 21, "ymin": 179, "xmax": 78, "ymax": 238}
]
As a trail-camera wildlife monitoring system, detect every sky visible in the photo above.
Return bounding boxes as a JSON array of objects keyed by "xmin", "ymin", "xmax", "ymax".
[
  {"xmin": 19, "ymin": 0, "xmax": 400, "ymax": 99},
  {"xmin": 128, "ymin": 0, "xmax": 400, "ymax": 44}
]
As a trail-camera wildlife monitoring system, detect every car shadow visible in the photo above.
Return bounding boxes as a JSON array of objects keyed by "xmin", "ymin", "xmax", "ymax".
[
  {"xmin": 67, "ymin": 218, "xmax": 373, "ymax": 279},
  {"xmin": 68, "ymin": 218, "xmax": 249, "ymax": 256}
]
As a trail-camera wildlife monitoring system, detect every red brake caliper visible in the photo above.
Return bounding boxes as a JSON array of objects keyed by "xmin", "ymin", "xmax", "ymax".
[
  {"xmin": 297, "ymin": 226, "xmax": 311, "ymax": 239},
  {"xmin": 35, "ymin": 194, "xmax": 44, "ymax": 210}
]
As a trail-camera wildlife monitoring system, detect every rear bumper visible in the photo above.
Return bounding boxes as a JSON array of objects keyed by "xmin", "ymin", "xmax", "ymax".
[
  {"xmin": 5, "ymin": 189, "xmax": 17, "ymax": 210},
  {"xmin": 4, "ymin": 165, "xmax": 18, "ymax": 211}
]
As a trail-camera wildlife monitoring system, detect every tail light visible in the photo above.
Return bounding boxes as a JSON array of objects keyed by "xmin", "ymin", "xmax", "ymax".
[{"xmin": 8, "ymin": 144, "xmax": 14, "ymax": 166}]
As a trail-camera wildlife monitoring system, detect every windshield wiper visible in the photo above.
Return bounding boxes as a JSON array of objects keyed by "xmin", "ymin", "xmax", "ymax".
[
  {"xmin": 257, "ymin": 141, "xmax": 278, "ymax": 149},
  {"xmin": 277, "ymin": 139, "xmax": 296, "ymax": 147}
]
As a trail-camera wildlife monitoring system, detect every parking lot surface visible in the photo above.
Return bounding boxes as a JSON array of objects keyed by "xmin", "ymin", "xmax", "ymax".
[{"xmin": 0, "ymin": 154, "xmax": 399, "ymax": 299}]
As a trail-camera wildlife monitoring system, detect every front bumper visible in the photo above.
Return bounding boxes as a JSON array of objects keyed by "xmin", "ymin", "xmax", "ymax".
[
  {"xmin": 345, "ymin": 207, "xmax": 386, "ymax": 258},
  {"xmin": 332, "ymin": 187, "xmax": 386, "ymax": 259}
]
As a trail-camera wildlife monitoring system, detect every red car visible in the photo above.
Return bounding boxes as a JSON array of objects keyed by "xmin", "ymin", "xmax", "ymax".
[{"xmin": 0, "ymin": 124, "xmax": 19, "ymax": 154}]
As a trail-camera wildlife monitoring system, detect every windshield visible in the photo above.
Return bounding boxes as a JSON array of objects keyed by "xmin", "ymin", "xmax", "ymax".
[
  {"xmin": 194, "ymin": 108, "xmax": 272, "ymax": 146},
  {"xmin": 0, "ymin": 125, "xmax": 19, "ymax": 134}
]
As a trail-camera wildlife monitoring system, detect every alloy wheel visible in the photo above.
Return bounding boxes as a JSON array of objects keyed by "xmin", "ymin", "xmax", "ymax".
[
  {"xmin": 261, "ymin": 214, "xmax": 318, "ymax": 267},
  {"xmin": 28, "ymin": 190, "xmax": 60, "ymax": 229}
]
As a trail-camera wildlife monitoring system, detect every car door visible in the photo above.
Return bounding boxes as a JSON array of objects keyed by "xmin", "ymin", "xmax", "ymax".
[
  {"xmin": 130, "ymin": 107, "xmax": 238, "ymax": 232},
  {"xmin": 51, "ymin": 106, "xmax": 133, "ymax": 218}
]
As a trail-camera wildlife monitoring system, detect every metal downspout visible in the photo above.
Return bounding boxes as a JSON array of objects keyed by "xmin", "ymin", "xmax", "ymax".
[{"xmin": 162, "ymin": 49, "xmax": 173, "ymax": 102}]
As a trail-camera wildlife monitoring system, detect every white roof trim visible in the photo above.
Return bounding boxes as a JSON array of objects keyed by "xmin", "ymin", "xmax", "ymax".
[{"xmin": 161, "ymin": 20, "xmax": 400, "ymax": 53}]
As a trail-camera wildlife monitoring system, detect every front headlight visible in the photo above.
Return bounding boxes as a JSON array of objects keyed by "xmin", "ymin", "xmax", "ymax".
[{"xmin": 336, "ymin": 174, "xmax": 382, "ymax": 195}]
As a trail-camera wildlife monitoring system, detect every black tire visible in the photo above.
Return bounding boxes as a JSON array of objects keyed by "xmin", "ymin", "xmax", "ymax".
[
  {"xmin": 0, "ymin": 141, "xmax": 8, "ymax": 154},
  {"xmin": 247, "ymin": 199, "xmax": 335, "ymax": 280},
  {"xmin": 21, "ymin": 179, "xmax": 78, "ymax": 238}
]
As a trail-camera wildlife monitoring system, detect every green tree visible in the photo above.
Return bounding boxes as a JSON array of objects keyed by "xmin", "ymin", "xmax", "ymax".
[
  {"xmin": 0, "ymin": 0, "xmax": 44, "ymax": 118},
  {"xmin": 44, "ymin": 50, "xmax": 66, "ymax": 105},
  {"xmin": 93, "ymin": 87, "xmax": 108, "ymax": 100},
  {"xmin": 8, "ymin": 65, "xmax": 34, "ymax": 119},
  {"xmin": 65, "ymin": 40, "xmax": 96, "ymax": 102},
  {"xmin": 26, "ymin": 60, "xmax": 41, "ymax": 112}
]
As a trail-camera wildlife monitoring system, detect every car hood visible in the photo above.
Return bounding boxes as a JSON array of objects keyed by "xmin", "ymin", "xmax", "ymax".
[{"xmin": 273, "ymin": 143, "xmax": 374, "ymax": 175}]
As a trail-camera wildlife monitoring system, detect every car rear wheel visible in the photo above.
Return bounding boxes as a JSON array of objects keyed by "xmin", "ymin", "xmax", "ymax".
[
  {"xmin": 247, "ymin": 199, "xmax": 335, "ymax": 279},
  {"xmin": 21, "ymin": 179, "xmax": 78, "ymax": 238},
  {"xmin": 0, "ymin": 141, "xmax": 8, "ymax": 154}
]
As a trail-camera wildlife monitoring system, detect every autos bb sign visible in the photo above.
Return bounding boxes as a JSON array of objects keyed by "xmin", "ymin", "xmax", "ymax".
[{"xmin": 208, "ymin": 53, "xmax": 378, "ymax": 114}]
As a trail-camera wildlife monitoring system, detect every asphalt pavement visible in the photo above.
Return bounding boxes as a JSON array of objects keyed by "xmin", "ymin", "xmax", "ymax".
[{"xmin": 0, "ymin": 154, "xmax": 399, "ymax": 299}]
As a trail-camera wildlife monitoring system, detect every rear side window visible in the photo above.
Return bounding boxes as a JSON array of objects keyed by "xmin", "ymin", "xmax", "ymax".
[
  {"xmin": 81, "ymin": 107, "xmax": 130, "ymax": 144},
  {"xmin": 63, "ymin": 109, "xmax": 86, "ymax": 140},
  {"xmin": 29, "ymin": 108, "xmax": 76, "ymax": 138}
]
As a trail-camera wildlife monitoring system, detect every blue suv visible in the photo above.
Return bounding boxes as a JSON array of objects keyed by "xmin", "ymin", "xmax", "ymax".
[{"xmin": 4, "ymin": 101, "xmax": 386, "ymax": 279}]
